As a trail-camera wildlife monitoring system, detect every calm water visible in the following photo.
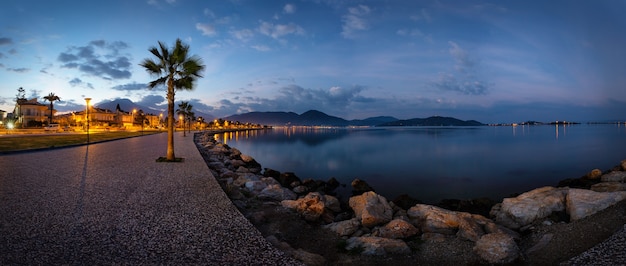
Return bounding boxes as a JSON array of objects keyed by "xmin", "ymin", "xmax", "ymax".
[{"xmin": 215, "ymin": 124, "xmax": 626, "ymax": 203}]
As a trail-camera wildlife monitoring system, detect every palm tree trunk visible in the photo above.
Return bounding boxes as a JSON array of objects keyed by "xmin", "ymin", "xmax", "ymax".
[
  {"xmin": 166, "ymin": 81, "xmax": 175, "ymax": 161},
  {"xmin": 49, "ymin": 103, "xmax": 53, "ymax": 124}
]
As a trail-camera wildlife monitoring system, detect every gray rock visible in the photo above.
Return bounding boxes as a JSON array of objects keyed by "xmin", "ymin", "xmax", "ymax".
[
  {"xmin": 323, "ymin": 218, "xmax": 361, "ymax": 237},
  {"xmin": 281, "ymin": 192, "xmax": 326, "ymax": 222},
  {"xmin": 591, "ymin": 182, "xmax": 626, "ymax": 192},
  {"xmin": 587, "ymin": 169, "xmax": 603, "ymax": 179},
  {"xmin": 408, "ymin": 204, "xmax": 507, "ymax": 242},
  {"xmin": 349, "ymin": 191, "xmax": 393, "ymax": 228},
  {"xmin": 345, "ymin": 236, "xmax": 411, "ymax": 256},
  {"xmin": 324, "ymin": 195, "xmax": 342, "ymax": 213},
  {"xmin": 377, "ymin": 219, "xmax": 419, "ymax": 239},
  {"xmin": 473, "ymin": 233, "xmax": 520, "ymax": 264},
  {"xmin": 601, "ymin": 171, "xmax": 626, "ymax": 182},
  {"xmin": 258, "ymin": 184, "xmax": 297, "ymax": 201},
  {"xmin": 490, "ymin": 186, "xmax": 567, "ymax": 229},
  {"xmin": 566, "ymin": 188, "xmax": 626, "ymax": 220}
]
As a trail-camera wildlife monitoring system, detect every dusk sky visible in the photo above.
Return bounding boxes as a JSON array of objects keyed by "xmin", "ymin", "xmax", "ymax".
[{"xmin": 1, "ymin": 0, "xmax": 625, "ymax": 123}]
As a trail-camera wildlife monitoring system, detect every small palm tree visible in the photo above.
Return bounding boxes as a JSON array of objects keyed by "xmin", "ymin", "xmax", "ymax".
[
  {"xmin": 140, "ymin": 39, "xmax": 204, "ymax": 161},
  {"xmin": 43, "ymin": 92, "xmax": 61, "ymax": 125},
  {"xmin": 176, "ymin": 101, "xmax": 193, "ymax": 137}
]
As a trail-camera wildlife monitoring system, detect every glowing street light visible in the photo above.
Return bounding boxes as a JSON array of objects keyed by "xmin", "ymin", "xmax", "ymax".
[{"xmin": 132, "ymin": 109, "xmax": 137, "ymax": 129}]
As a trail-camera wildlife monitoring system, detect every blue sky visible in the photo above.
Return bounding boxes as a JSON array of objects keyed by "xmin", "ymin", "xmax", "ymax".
[{"xmin": 1, "ymin": 0, "xmax": 625, "ymax": 123}]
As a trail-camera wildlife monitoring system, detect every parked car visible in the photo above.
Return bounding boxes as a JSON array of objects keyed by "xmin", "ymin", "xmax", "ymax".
[{"xmin": 44, "ymin": 124, "xmax": 60, "ymax": 132}]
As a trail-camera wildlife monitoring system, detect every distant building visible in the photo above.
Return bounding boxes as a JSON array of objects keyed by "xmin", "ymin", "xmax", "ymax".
[{"xmin": 13, "ymin": 98, "xmax": 52, "ymax": 127}]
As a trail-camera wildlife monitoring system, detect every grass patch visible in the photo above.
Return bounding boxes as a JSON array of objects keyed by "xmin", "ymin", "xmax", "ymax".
[
  {"xmin": 0, "ymin": 131, "xmax": 160, "ymax": 153},
  {"xmin": 155, "ymin": 157, "xmax": 184, "ymax": 162}
]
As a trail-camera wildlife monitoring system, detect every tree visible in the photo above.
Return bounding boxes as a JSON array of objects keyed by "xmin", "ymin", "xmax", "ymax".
[
  {"xmin": 16, "ymin": 87, "xmax": 26, "ymax": 103},
  {"xmin": 140, "ymin": 39, "xmax": 205, "ymax": 161},
  {"xmin": 43, "ymin": 92, "xmax": 61, "ymax": 125},
  {"xmin": 176, "ymin": 101, "xmax": 193, "ymax": 137}
]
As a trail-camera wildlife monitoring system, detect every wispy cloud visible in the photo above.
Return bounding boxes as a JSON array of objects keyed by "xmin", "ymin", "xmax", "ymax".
[
  {"xmin": 0, "ymin": 37, "xmax": 12, "ymax": 45},
  {"xmin": 258, "ymin": 21, "xmax": 305, "ymax": 39},
  {"xmin": 283, "ymin": 4, "xmax": 296, "ymax": 14},
  {"xmin": 432, "ymin": 41, "xmax": 490, "ymax": 95},
  {"xmin": 69, "ymin": 78, "xmax": 94, "ymax": 89},
  {"xmin": 341, "ymin": 5, "xmax": 371, "ymax": 39},
  {"xmin": 7, "ymin": 67, "xmax": 30, "ymax": 73},
  {"xmin": 196, "ymin": 23, "xmax": 217, "ymax": 36},
  {"xmin": 111, "ymin": 82, "xmax": 148, "ymax": 91}
]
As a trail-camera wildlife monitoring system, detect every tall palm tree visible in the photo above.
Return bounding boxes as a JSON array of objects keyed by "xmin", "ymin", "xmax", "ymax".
[
  {"xmin": 43, "ymin": 92, "xmax": 61, "ymax": 125},
  {"xmin": 140, "ymin": 39, "xmax": 204, "ymax": 161}
]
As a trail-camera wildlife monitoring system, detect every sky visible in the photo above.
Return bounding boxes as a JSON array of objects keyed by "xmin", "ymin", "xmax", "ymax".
[{"xmin": 1, "ymin": 0, "xmax": 625, "ymax": 123}]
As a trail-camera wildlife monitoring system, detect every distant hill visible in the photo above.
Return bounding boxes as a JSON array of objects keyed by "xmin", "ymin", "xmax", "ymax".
[
  {"xmin": 349, "ymin": 116, "xmax": 399, "ymax": 126},
  {"xmin": 377, "ymin": 116, "xmax": 485, "ymax": 127},
  {"xmin": 225, "ymin": 110, "xmax": 395, "ymax": 126},
  {"xmin": 96, "ymin": 98, "xmax": 215, "ymax": 120}
]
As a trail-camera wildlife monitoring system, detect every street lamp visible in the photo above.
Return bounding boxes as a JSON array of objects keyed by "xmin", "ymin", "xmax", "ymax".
[
  {"xmin": 132, "ymin": 109, "xmax": 137, "ymax": 130},
  {"xmin": 85, "ymin": 98, "xmax": 91, "ymax": 144},
  {"xmin": 159, "ymin": 113, "xmax": 163, "ymax": 130}
]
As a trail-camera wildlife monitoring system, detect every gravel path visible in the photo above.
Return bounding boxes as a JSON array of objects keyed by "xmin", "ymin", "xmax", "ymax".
[
  {"xmin": 0, "ymin": 132, "xmax": 302, "ymax": 265},
  {"xmin": 563, "ymin": 224, "xmax": 626, "ymax": 265}
]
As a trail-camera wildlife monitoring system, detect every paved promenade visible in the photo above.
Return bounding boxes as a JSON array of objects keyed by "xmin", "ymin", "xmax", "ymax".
[{"xmin": 0, "ymin": 132, "xmax": 301, "ymax": 265}]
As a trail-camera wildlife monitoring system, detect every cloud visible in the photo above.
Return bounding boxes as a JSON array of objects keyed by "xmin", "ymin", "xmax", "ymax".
[
  {"xmin": 448, "ymin": 41, "xmax": 475, "ymax": 73},
  {"xmin": 0, "ymin": 37, "xmax": 12, "ymax": 45},
  {"xmin": 341, "ymin": 5, "xmax": 371, "ymax": 39},
  {"xmin": 410, "ymin": 9, "xmax": 432, "ymax": 23},
  {"xmin": 57, "ymin": 40, "xmax": 132, "ymax": 80},
  {"xmin": 432, "ymin": 41, "xmax": 490, "ymax": 95},
  {"xmin": 111, "ymin": 82, "xmax": 148, "ymax": 91},
  {"xmin": 196, "ymin": 23, "xmax": 217, "ymax": 36},
  {"xmin": 283, "ymin": 4, "xmax": 296, "ymax": 14},
  {"xmin": 69, "ymin": 78, "xmax": 94, "ymax": 89},
  {"xmin": 251, "ymin": 45, "xmax": 270, "ymax": 52},
  {"xmin": 211, "ymin": 84, "xmax": 374, "ymax": 118},
  {"xmin": 230, "ymin": 28, "xmax": 254, "ymax": 42},
  {"xmin": 7, "ymin": 67, "xmax": 30, "ymax": 73},
  {"xmin": 258, "ymin": 21, "xmax": 305, "ymax": 39}
]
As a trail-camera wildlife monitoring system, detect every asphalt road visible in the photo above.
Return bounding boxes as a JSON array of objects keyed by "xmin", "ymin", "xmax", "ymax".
[{"xmin": 0, "ymin": 132, "xmax": 301, "ymax": 265}]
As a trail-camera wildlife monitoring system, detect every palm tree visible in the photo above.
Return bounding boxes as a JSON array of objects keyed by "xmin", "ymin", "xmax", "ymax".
[
  {"xmin": 176, "ymin": 101, "xmax": 193, "ymax": 137},
  {"xmin": 140, "ymin": 39, "xmax": 204, "ymax": 161},
  {"xmin": 43, "ymin": 92, "xmax": 61, "ymax": 125}
]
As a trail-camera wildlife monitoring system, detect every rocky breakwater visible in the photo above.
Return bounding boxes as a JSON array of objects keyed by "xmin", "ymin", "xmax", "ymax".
[{"xmin": 195, "ymin": 131, "xmax": 626, "ymax": 265}]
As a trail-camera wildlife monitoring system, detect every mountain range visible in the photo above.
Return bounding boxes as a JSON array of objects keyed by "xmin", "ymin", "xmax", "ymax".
[
  {"xmin": 95, "ymin": 98, "xmax": 484, "ymax": 127},
  {"xmin": 225, "ymin": 110, "xmax": 485, "ymax": 127}
]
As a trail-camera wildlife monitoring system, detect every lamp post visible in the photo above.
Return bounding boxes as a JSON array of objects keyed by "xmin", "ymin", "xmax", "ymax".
[
  {"xmin": 85, "ymin": 98, "xmax": 91, "ymax": 144},
  {"xmin": 132, "ymin": 109, "xmax": 136, "ymax": 130},
  {"xmin": 159, "ymin": 113, "xmax": 163, "ymax": 131}
]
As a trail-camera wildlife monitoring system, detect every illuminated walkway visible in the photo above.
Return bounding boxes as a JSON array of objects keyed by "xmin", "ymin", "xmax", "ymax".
[{"xmin": 0, "ymin": 132, "xmax": 300, "ymax": 265}]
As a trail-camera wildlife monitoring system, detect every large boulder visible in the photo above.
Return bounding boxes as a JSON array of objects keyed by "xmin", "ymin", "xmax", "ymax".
[
  {"xmin": 345, "ymin": 236, "xmax": 411, "ymax": 256},
  {"xmin": 351, "ymin": 178, "xmax": 375, "ymax": 195},
  {"xmin": 281, "ymin": 192, "xmax": 326, "ymax": 222},
  {"xmin": 408, "ymin": 204, "xmax": 511, "ymax": 242},
  {"xmin": 566, "ymin": 188, "xmax": 626, "ymax": 220},
  {"xmin": 376, "ymin": 219, "xmax": 419, "ymax": 239},
  {"xmin": 277, "ymin": 172, "xmax": 301, "ymax": 188},
  {"xmin": 324, "ymin": 195, "xmax": 342, "ymax": 213},
  {"xmin": 349, "ymin": 191, "xmax": 393, "ymax": 228},
  {"xmin": 258, "ymin": 184, "xmax": 297, "ymax": 201},
  {"xmin": 601, "ymin": 171, "xmax": 626, "ymax": 182},
  {"xmin": 490, "ymin": 186, "xmax": 567, "ymax": 229},
  {"xmin": 473, "ymin": 233, "xmax": 520, "ymax": 264},
  {"xmin": 591, "ymin": 182, "xmax": 626, "ymax": 192},
  {"xmin": 323, "ymin": 218, "xmax": 361, "ymax": 237}
]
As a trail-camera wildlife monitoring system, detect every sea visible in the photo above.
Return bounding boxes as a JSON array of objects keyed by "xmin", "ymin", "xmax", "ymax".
[{"xmin": 213, "ymin": 124, "xmax": 626, "ymax": 204}]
